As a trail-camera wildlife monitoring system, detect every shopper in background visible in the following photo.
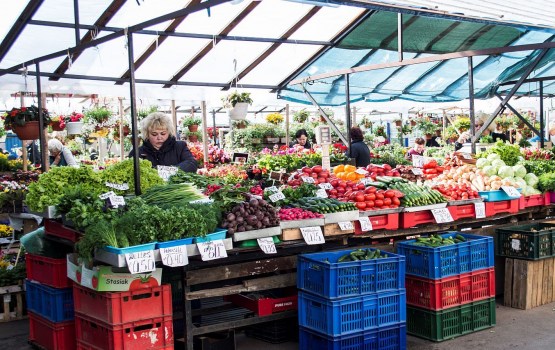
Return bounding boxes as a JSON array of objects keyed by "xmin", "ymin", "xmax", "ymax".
[
  {"xmin": 454, "ymin": 131, "xmax": 470, "ymax": 151},
  {"xmin": 290, "ymin": 129, "xmax": 312, "ymax": 149},
  {"xmin": 48, "ymin": 139, "xmax": 78, "ymax": 167},
  {"xmin": 491, "ymin": 124, "xmax": 507, "ymax": 142},
  {"xmin": 425, "ymin": 134, "xmax": 440, "ymax": 147},
  {"xmin": 405, "ymin": 137, "xmax": 425, "ymax": 161},
  {"xmin": 130, "ymin": 112, "xmax": 197, "ymax": 173},
  {"xmin": 347, "ymin": 127, "xmax": 371, "ymax": 167}
]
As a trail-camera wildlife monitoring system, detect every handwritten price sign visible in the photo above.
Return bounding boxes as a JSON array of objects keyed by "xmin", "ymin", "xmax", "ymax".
[
  {"xmin": 264, "ymin": 186, "xmax": 278, "ymax": 193},
  {"xmin": 157, "ymin": 166, "xmax": 178, "ymax": 181},
  {"xmin": 338, "ymin": 221, "xmax": 354, "ymax": 231},
  {"xmin": 501, "ymin": 186, "xmax": 521, "ymax": 198},
  {"xmin": 474, "ymin": 202, "xmax": 486, "ymax": 219},
  {"xmin": 301, "ymin": 176, "xmax": 315, "ymax": 184},
  {"xmin": 125, "ymin": 250, "xmax": 156, "ymax": 274},
  {"xmin": 355, "ymin": 168, "xmax": 368, "ymax": 175},
  {"xmin": 319, "ymin": 183, "xmax": 333, "ymax": 190},
  {"xmin": 412, "ymin": 155, "xmax": 425, "ymax": 168},
  {"xmin": 257, "ymin": 237, "xmax": 277, "ymax": 254},
  {"xmin": 360, "ymin": 178, "xmax": 373, "ymax": 185},
  {"xmin": 358, "ymin": 217, "xmax": 373, "ymax": 231},
  {"xmin": 109, "ymin": 195, "xmax": 126, "ymax": 208},
  {"xmin": 315, "ymin": 189, "xmax": 328, "ymax": 198},
  {"xmin": 269, "ymin": 192, "xmax": 286, "ymax": 202},
  {"xmin": 99, "ymin": 191, "xmax": 116, "ymax": 200},
  {"xmin": 105, "ymin": 182, "xmax": 130, "ymax": 191},
  {"xmin": 300, "ymin": 227, "xmax": 325, "ymax": 245},
  {"xmin": 431, "ymin": 208, "xmax": 454, "ymax": 223},
  {"xmin": 411, "ymin": 168, "xmax": 423, "ymax": 176},
  {"xmin": 197, "ymin": 240, "xmax": 228, "ymax": 261},
  {"xmin": 160, "ymin": 246, "xmax": 189, "ymax": 267}
]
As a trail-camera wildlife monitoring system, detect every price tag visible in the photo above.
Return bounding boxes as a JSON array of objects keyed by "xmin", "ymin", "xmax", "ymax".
[
  {"xmin": 338, "ymin": 221, "xmax": 354, "ymax": 231},
  {"xmin": 257, "ymin": 237, "xmax": 277, "ymax": 254},
  {"xmin": 157, "ymin": 165, "xmax": 178, "ymax": 181},
  {"xmin": 159, "ymin": 245, "xmax": 189, "ymax": 267},
  {"xmin": 300, "ymin": 226, "xmax": 325, "ymax": 245},
  {"xmin": 412, "ymin": 155, "xmax": 425, "ymax": 168},
  {"xmin": 264, "ymin": 186, "xmax": 278, "ymax": 193},
  {"xmin": 3, "ymin": 294, "xmax": 11, "ymax": 303},
  {"xmin": 251, "ymin": 195, "xmax": 263, "ymax": 200},
  {"xmin": 105, "ymin": 182, "xmax": 129, "ymax": 191},
  {"xmin": 301, "ymin": 176, "xmax": 315, "ymax": 183},
  {"xmin": 411, "ymin": 168, "xmax": 423, "ymax": 176},
  {"xmin": 315, "ymin": 189, "xmax": 328, "ymax": 198},
  {"xmin": 355, "ymin": 168, "xmax": 368, "ymax": 175},
  {"xmin": 474, "ymin": 202, "xmax": 486, "ymax": 219},
  {"xmin": 358, "ymin": 217, "xmax": 373, "ymax": 232},
  {"xmin": 125, "ymin": 250, "xmax": 156, "ymax": 274},
  {"xmin": 197, "ymin": 240, "xmax": 228, "ymax": 261},
  {"xmin": 190, "ymin": 198, "xmax": 213, "ymax": 204},
  {"xmin": 431, "ymin": 208, "xmax": 454, "ymax": 223},
  {"xmin": 269, "ymin": 191, "xmax": 286, "ymax": 202},
  {"xmin": 99, "ymin": 191, "xmax": 116, "ymax": 200},
  {"xmin": 511, "ymin": 239, "xmax": 521, "ymax": 251},
  {"xmin": 319, "ymin": 183, "xmax": 333, "ymax": 190},
  {"xmin": 109, "ymin": 195, "xmax": 126, "ymax": 208},
  {"xmin": 501, "ymin": 186, "xmax": 521, "ymax": 198},
  {"xmin": 460, "ymin": 152, "xmax": 473, "ymax": 160},
  {"xmin": 360, "ymin": 178, "xmax": 373, "ymax": 185}
]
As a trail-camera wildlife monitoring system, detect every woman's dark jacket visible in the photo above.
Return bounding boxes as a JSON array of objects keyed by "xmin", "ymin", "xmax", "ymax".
[
  {"xmin": 129, "ymin": 137, "xmax": 198, "ymax": 173},
  {"xmin": 347, "ymin": 139, "xmax": 371, "ymax": 167}
]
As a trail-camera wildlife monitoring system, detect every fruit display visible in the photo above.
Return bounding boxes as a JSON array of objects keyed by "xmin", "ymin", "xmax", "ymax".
[
  {"xmin": 337, "ymin": 248, "xmax": 387, "ymax": 262},
  {"xmin": 287, "ymin": 165, "xmax": 331, "ymax": 186},
  {"xmin": 411, "ymin": 234, "xmax": 467, "ymax": 247},
  {"xmin": 363, "ymin": 163, "xmax": 400, "ymax": 179},
  {"xmin": 291, "ymin": 197, "xmax": 357, "ymax": 214},
  {"xmin": 389, "ymin": 181, "xmax": 445, "ymax": 207},
  {"xmin": 332, "ymin": 164, "xmax": 366, "ymax": 181},
  {"xmin": 221, "ymin": 197, "xmax": 279, "ymax": 234},
  {"xmin": 278, "ymin": 208, "xmax": 323, "ymax": 221},
  {"xmin": 432, "ymin": 183, "xmax": 480, "ymax": 201}
]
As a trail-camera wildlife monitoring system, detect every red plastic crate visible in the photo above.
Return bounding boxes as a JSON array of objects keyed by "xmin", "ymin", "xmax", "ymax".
[
  {"xmin": 29, "ymin": 311, "xmax": 76, "ymax": 350},
  {"xmin": 224, "ymin": 289, "xmax": 298, "ymax": 316},
  {"xmin": 73, "ymin": 284, "xmax": 172, "ymax": 325},
  {"xmin": 405, "ymin": 267, "xmax": 495, "ymax": 310},
  {"xmin": 448, "ymin": 204, "xmax": 478, "ymax": 221},
  {"xmin": 519, "ymin": 193, "xmax": 550, "ymax": 210},
  {"xmin": 76, "ymin": 341, "xmax": 174, "ymax": 350},
  {"xmin": 354, "ymin": 213, "xmax": 399, "ymax": 234},
  {"xmin": 75, "ymin": 314, "xmax": 173, "ymax": 350},
  {"xmin": 400, "ymin": 210, "xmax": 435, "ymax": 229},
  {"xmin": 26, "ymin": 253, "xmax": 71, "ymax": 288},
  {"xmin": 485, "ymin": 199, "xmax": 519, "ymax": 217},
  {"xmin": 44, "ymin": 219, "xmax": 82, "ymax": 242}
]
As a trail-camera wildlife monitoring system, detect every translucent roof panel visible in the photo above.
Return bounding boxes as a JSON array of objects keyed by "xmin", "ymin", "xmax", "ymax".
[
  {"xmin": 174, "ymin": 2, "xmax": 251, "ymax": 35},
  {"xmin": 0, "ymin": 0, "xmax": 29, "ymax": 41},
  {"xmin": 34, "ymin": 0, "xmax": 113, "ymax": 25},
  {"xmin": 106, "ymin": 0, "xmax": 187, "ymax": 32}
]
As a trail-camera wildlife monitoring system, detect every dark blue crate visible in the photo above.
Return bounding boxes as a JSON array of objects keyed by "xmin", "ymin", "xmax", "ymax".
[
  {"xmin": 396, "ymin": 232, "xmax": 494, "ymax": 279},
  {"xmin": 298, "ymin": 290, "xmax": 406, "ymax": 337},
  {"xmin": 297, "ymin": 249, "xmax": 405, "ymax": 299},
  {"xmin": 25, "ymin": 280, "xmax": 74, "ymax": 322},
  {"xmin": 299, "ymin": 323, "xmax": 406, "ymax": 350}
]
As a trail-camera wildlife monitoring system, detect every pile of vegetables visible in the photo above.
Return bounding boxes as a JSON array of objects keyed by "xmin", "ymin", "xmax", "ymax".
[
  {"xmin": 288, "ymin": 165, "xmax": 331, "ymax": 186},
  {"xmin": 221, "ymin": 197, "xmax": 279, "ymax": 234},
  {"xmin": 478, "ymin": 141, "xmax": 522, "ymax": 166},
  {"xmin": 337, "ymin": 249, "xmax": 387, "ymax": 262},
  {"xmin": 476, "ymin": 155, "xmax": 540, "ymax": 195},
  {"xmin": 432, "ymin": 183, "xmax": 479, "ymax": 201},
  {"xmin": 291, "ymin": 197, "xmax": 357, "ymax": 214},
  {"xmin": 389, "ymin": 181, "xmax": 445, "ymax": 207},
  {"xmin": 396, "ymin": 165, "xmax": 425, "ymax": 182},
  {"xmin": 411, "ymin": 234, "xmax": 467, "ymax": 247},
  {"xmin": 265, "ymin": 183, "xmax": 317, "ymax": 205},
  {"xmin": 538, "ymin": 173, "xmax": 555, "ymax": 193},
  {"xmin": 169, "ymin": 170, "xmax": 221, "ymax": 188},
  {"xmin": 140, "ymin": 183, "xmax": 207, "ymax": 209},
  {"xmin": 431, "ymin": 164, "xmax": 518, "ymax": 192},
  {"xmin": 278, "ymin": 208, "xmax": 323, "ymax": 221}
]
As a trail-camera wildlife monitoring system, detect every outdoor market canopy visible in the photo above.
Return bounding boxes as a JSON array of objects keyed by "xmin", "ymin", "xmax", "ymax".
[{"xmin": 1, "ymin": 0, "xmax": 555, "ymax": 108}]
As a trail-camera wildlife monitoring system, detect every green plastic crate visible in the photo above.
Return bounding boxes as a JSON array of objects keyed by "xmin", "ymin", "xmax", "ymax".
[
  {"xmin": 496, "ymin": 223, "xmax": 555, "ymax": 260},
  {"xmin": 407, "ymin": 298, "xmax": 496, "ymax": 342}
]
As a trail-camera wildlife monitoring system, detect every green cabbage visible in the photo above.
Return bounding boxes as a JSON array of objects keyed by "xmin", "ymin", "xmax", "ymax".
[
  {"xmin": 498, "ymin": 165, "xmax": 514, "ymax": 179},
  {"xmin": 476, "ymin": 158, "xmax": 490, "ymax": 169},
  {"xmin": 483, "ymin": 165, "xmax": 497, "ymax": 176},
  {"xmin": 515, "ymin": 177, "xmax": 527, "ymax": 190},
  {"xmin": 487, "ymin": 153, "xmax": 500, "ymax": 162},
  {"xmin": 512, "ymin": 164, "xmax": 527, "ymax": 178},
  {"xmin": 524, "ymin": 173, "xmax": 539, "ymax": 187},
  {"xmin": 492, "ymin": 159, "xmax": 506, "ymax": 169}
]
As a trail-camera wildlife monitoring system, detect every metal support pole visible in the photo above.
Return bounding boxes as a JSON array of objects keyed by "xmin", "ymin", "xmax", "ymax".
[
  {"xmin": 212, "ymin": 110, "xmax": 217, "ymax": 145},
  {"xmin": 18, "ymin": 92, "xmax": 27, "ymax": 172},
  {"xmin": 171, "ymin": 100, "xmax": 178, "ymax": 136},
  {"xmin": 397, "ymin": 13, "xmax": 403, "ymax": 61},
  {"xmin": 119, "ymin": 97, "xmax": 124, "ymax": 160},
  {"xmin": 36, "ymin": 63, "xmax": 48, "ymax": 172},
  {"xmin": 468, "ymin": 56, "xmax": 476, "ymax": 153},
  {"xmin": 495, "ymin": 94, "xmax": 541, "ymax": 137},
  {"xmin": 301, "ymin": 84, "xmax": 348, "ymax": 144},
  {"xmin": 345, "ymin": 74, "xmax": 352, "ymax": 151},
  {"xmin": 540, "ymin": 81, "xmax": 545, "ymax": 148},
  {"xmin": 73, "ymin": 0, "xmax": 80, "ymax": 46},
  {"xmin": 201, "ymin": 101, "xmax": 209, "ymax": 168},
  {"xmin": 285, "ymin": 104, "xmax": 290, "ymax": 146},
  {"xmin": 127, "ymin": 31, "xmax": 141, "ymax": 195}
]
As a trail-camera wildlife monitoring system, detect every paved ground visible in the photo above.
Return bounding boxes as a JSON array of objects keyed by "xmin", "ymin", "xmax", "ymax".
[{"xmin": 3, "ymin": 298, "xmax": 554, "ymax": 349}]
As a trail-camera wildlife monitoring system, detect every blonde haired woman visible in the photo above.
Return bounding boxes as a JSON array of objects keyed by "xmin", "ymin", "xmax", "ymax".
[{"xmin": 129, "ymin": 112, "xmax": 197, "ymax": 173}]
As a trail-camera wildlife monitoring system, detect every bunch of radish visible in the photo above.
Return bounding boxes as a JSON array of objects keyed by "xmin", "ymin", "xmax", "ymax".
[{"xmin": 278, "ymin": 208, "xmax": 323, "ymax": 221}]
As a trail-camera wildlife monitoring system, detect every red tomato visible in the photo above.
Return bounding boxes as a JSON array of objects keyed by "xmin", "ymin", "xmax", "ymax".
[
  {"xmin": 376, "ymin": 193, "xmax": 385, "ymax": 200},
  {"xmin": 392, "ymin": 198, "xmax": 401, "ymax": 206},
  {"xmin": 364, "ymin": 194, "xmax": 373, "ymax": 201},
  {"xmin": 312, "ymin": 165, "xmax": 322, "ymax": 173},
  {"xmin": 339, "ymin": 181, "xmax": 347, "ymax": 188},
  {"xmin": 346, "ymin": 180, "xmax": 355, "ymax": 187},
  {"xmin": 366, "ymin": 193, "xmax": 376, "ymax": 201},
  {"xmin": 320, "ymin": 172, "xmax": 330, "ymax": 179},
  {"xmin": 355, "ymin": 202, "xmax": 367, "ymax": 210},
  {"xmin": 302, "ymin": 166, "xmax": 312, "ymax": 174},
  {"xmin": 330, "ymin": 179, "xmax": 339, "ymax": 187},
  {"xmin": 383, "ymin": 164, "xmax": 392, "ymax": 171},
  {"xmin": 365, "ymin": 200, "xmax": 375, "ymax": 208},
  {"xmin": 357, "ymin": 183, "xmax": 366, "ymax": 190},
  {"xmin": 317, "ymin": 177, "xmax": 326, "ymax": 184},
  {"xmin": 330, "ymin": 189, "xmax": 338, "ymax": 195},
  {"xmin": 384, "ymin": 190, "xmax": 395, "ymax": 198},
  {"xmin": 375, "ymin": 199, "xmax": 384, "ymax": 207},
  {"xmin": 383, "ymin": 198, "xmax": 392, "ymax": 206},
  {"xmin": 337, "ymin": 187, "xmax": 345, "ymax": 194},
  {"xmin": 355, "ymin": 193, "xmax": 365, "ymax": 202}
]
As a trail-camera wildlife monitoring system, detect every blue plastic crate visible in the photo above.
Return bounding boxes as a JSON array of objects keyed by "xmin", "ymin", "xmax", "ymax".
[
  {"xmin": 194, "ymin": 228, "xmax": 228, "ymax": 243},
  {"xmin": 299, "ymin": 323, "xmax": 406, "ymax": 350},
  {"xmin": 396, "ymin": 233, "xmax": 494, "ymax": 279},
  {"xmin": 155, "ymin": 237, "xmax": 194, "ymax": 249},
  {"xmin": 25, "ymin": 280, "xmax": 74, "ymax": 322},
  {"xmin": 298, "ymin": 290, "xmax": 406, "ymax": 337},
  {"xmin": 297, "ymin": 249, "xmax": 405, "ymax": 299},
  {"xmin": 478, "ymin": 189, "xmax": 521, "ymax": 202},
  {"xmin": 103, "ymin": 242, "xmax": 156, "ymax": 254}
]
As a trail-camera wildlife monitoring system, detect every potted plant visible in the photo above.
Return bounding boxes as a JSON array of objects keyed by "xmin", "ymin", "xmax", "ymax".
[
  {"xmin": 50, "ymin": 115, "xmax": 66, "ymax": 131},
  {"xmin": 182, "ymin": 115, "xmax": 202, "ymax": 132},
  {"xmin": 360, "ymin": 116, "xmax": 373, "ymax": 129},
  {"xmin": 266, "ymin": 113, "xmax": 284, "ymax": 125},
  {"xmin": 293, "ymin": 109, "xmax": 310, "ymax": 123},
  {"xmin": 2, "ymin": 106, "xmax": 51, "ymax": 140},
  {"xmin": 84, "ymin": 106, "xmax": 111, "ymax": 124},
  {"xmin": 393, "ymin": 117, "xmax": 402, "ymax": 127},
  {"xmin": 453, "ymin": 117, "xmax": 471, "ymax": 132},
  {"xmin": 186, "ymin": 131, "xmax": 202, "ymax": 143},
  {"xmin": 65, "ymin": 112, "xmax": 85, "ymax": 135},
  {"xmin": 222, "ymin": 91, "xmax": 253, "ymax": 120},
  {"xmin": 232, "ymin": 119, "xmax": 250, "ymax": 129},
  {"xmin": 414, "ymin": 118, "xmax": 438, "ymax": 137}
]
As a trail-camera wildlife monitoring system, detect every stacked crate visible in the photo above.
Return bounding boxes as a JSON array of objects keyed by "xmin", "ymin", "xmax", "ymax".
[
  {"xmin": 25, "ymin": 253, "xmax": 75, "ymax": 350},
  {"xmin": 297, "ymin": 249, "xmax": 406, "ymax": 349},
  {"xmin": 73, "ymin": 283, "xmax": 174, "ymax": 349},
  {"xmin": 397, "ymin": 233, "xmax": 496, "ymax": 341}
]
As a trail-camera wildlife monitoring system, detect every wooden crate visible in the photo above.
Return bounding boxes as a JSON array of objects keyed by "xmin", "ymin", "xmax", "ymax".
[
  {"xmin": 323, "ymin": 223, "xmax": 354, "ymax": 236},
  {"xmin": 504, "ymin": 256, "xmax": 555, "ymax": 310},
  {"xmin": 0, "ymin": 284, "xmax": 26, "ymax": 322},
  {"xmin": 281, "ymin": 228, "xmax": 302, "ymax": 241}
]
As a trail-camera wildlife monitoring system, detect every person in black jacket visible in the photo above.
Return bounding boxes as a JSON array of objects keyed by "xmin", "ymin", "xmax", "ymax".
[
  {"xmin": 346, "ymin": 127, "xmax": 371, "ymax": 167},
  {"xmin": 129, "ymin": 112, "xmax": 197, "ymax": 173},
  {"xmin": 289, "ymin": 129, "xmax": 312, "ymax": 149}
]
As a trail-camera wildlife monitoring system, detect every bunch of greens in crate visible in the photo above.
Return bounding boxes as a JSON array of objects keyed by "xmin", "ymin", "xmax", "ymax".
[
  {"xmin": 140, "ymin": 183, "xmax": 207, "ymax": 209},
  {"xmin": 477, "ymin": 141, "xmax": 521, "ymax": 166},
  {"xmin": 520, "ymin": 159, "xmax": 555, "ymax": 176},
  {"xmin": 538, "ymin": 173, "xmax": 555, "ymax": 192},
  {"xmin": 100, "ymin": 159, "xmax": 164, "ymax": 195},
  {"xmin": 209, "ymin": 185, "xmax": 251, "ymax": 212},
  {"xmin": 59, "ymin": 186, "xmax": 120, "ymax": 230},
  {"xmin": 263, "ymin": 183, "xmax": 317, "ymax": 206},
  {"xmin": 169, "ymin": 170, "xmax": 221, "ymax": 188}
]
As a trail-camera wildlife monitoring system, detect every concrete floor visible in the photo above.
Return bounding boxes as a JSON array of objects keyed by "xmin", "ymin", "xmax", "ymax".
[{"xmin": 3, "ymin": 299, "xmax": 554, "ymax": 349}]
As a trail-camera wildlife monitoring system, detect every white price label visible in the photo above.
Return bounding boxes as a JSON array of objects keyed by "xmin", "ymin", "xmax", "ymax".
[
  {"xmin": 301, "ymin": 176, "xmax": 315, "ymax": 183},
  {"xmin": 319, "ymin": 183, "xmax": 333, "ymax": 190},
  {"xmin": 269, "ymin": 191, "xmax": 286, "ymax": 202},
  {"xmin": 358, "ymin": 217, "xmax": 373, "ymax": 232},
  {"xmin": 360, "ymin": 178, "xmax": 373, "ymax": 185},
  {"xmin": 197, "ymin": 240, "xmax": 228, "ymax": 261},
  {"xmin": 315, "ymin": 189, "xmax": 328, "ymax": 198},
  {"xmin": 105, "ymin": 182, "xmax": 129, "ymax": 191},
  {"xmin": 257, "ymin": 237, "xmax": 277, "ymax": 254},
  {"xmin": 474, "ymin": 202, "xmax": 486, "ymax": 219},
  {"xmin": 190, "ymin": 198, "xmax": 213, "ymax": 204},
  {"xmin": 338, "ymin": 221, "xmax": 354, "ymax": 231},
  {"xmin": 461, "ymin": 152, "xmax": 473, "ymax": 160},
  {"xmin": 157, "ymin": 165, "xmax": 178, "ymax": 181},
  {"xmin": 264, "ymin": 186, "xmax": 278, "ymax": 192},
  {"xmin": 431, "ymin": 208, "xmax": 454, "ymax": 223},
  {"xmin": 412, "ymin": 155, "xmax": 425, "ymax": 168},
  {"xmin": 501, "ymin": 186, "xmax": 521, "ymax": 198},
  {"xmin": 125, "ymin": 250, "xmax": 156, "ymax": 274},
  {"xmin": 511, "ymin": 239, "xmax": 521, "ymax": 251},
  {"xmin": 99, "ymin": 191, "xmax": 116, "ymax": 200},
  {"xmin": 159, "ymin": 245, "xmax": 189, "ymax": 267},
  {"xmin": 3, "ymin": 294, "xmax": 11, "ymax": 303},
  {"xmin": 411, "ymin": 168, "xmax": 423, "ymax": 176},
  {"xmin": 109, "ymin": 195, "xmax": 126, "ymax": 208},
  {"xmin": 300, "ymin": 226, "xmax": 325, "ymax": 245},
  {"xmin": 355, "ymin": 168, "xmax": 368, "ymax": 175}
]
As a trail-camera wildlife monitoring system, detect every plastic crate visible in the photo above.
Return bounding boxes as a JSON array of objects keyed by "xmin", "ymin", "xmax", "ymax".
[
  {"xmin": 44, "ymin": 219, "xmax": 82, "ymax": 242},
  {"xmin": 478, "ymin": 189, "xmax": 521, "ymax": 202},
  {"xmin": 26, "ymin": 253, "xmax": 71, "ymax": 288},
  {"xmin": 405, "ymin": 268, "xmax": 495, "ymax": 310},
  {"xmin": 224, "ymin": 288, "xmax": 297, "ymax": 316},
  {"xmin": 297, "ymin": 249, "xmax": 405, "ymax": 299},
  {"xmin": 396, "ymin": 233, "xmax": 494, "ymax": 279},
  {"xmin": 400, "ymin": 210, "xmax": 435, "ymax": 229},
  {"xmin": 354, "ymin": 213, "xmax": 400, "ymax": 233},
  {"xmin": 519, "ymin": 193, "xmax": 550, "ymax": 210},
  {"xmin": 75, "ymin": 313, "xmax": 173, "ymax": 350},
  {"xmin": 28, "ymin": 311, "xmax": 76, "ymax": 350},
  {"xmin": 407, "ymin": 298, "xmax": 496, "ymax": 342},
  {"xmin": 496, "ymin": 223, "xmax": 555, "ymax": 260},
  {"xmin": 485, "ymin": 199, "xmax": 519, "ymax": 217},
  {"xmin": 76, "ymin": 341, "xmax": 174, "ymax": 350},
  {"xmin": 25, "ymin": 280, "xmax": 74, "ymax": 322},
  {"xmin": 448, "ymin": 204, "xmax": 478, "ymax": 221},
  {"xmin": 73, "ymin": 283, "xmax": 172, "ymax": 325},
  {"xmin": 299, "ymin": 323, "xmax": 406, "ymax": 350},
  {"xmin": 298, "ymin": 290, "xmax": 406, "ymax": 337}
]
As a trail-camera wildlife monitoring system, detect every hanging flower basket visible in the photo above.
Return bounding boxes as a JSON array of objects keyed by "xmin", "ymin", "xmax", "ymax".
[
  {"xmin": 227, "ymin": 102, "xmax": 249, "ymax": 120},
  {"xmin": 66, "ymin": 121, "xmax": 84, "ymax": 135},
  {"xmin": 13, "ymin": 121, "xmax": 40, "ymax": 140},
  {"xmin": 188, "ymin": 125, "xmax": 199, "ymax": 132},
  {"xmin": 51, "ymin": 123, "xmax": 65, "ymax": 132}
]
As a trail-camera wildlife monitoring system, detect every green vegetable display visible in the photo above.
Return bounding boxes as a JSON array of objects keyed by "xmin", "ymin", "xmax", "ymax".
[
  {"xmin": 478, "ymin": 141, "xmax": 521, "ymax": 166},
  {"xmin": 169, "ymin": 170, "xmax": 221, "ymax": 188},
  {"xmin": 538, "ymin": 173, "xmax": 555, "ymax": 192},
  {"xmin": 411, "ymin": 234, "xmax": 466, "ymax": 247},
  {"xmin": 291, "ymin": 197, "xmax": 357, "ymax": 213},
  {"xmin": 337, "ymin": 249, "xmax": 387, "ymax": 262},
  {"xmin": 101, "ymin": 159, "xmax": 164, "ymax": 195},
  {"xmin": 389, "ymin": 181, "xmax": 445, "ymax": 207},
  {"xmin": 520, "ymin": 160, "xmax": 555, "ymax": 176},
  {"xmin": 264, "ymin": 183, "xmax": 317, "ymax": 205},
  {"xmin": 140, "ymin": 183, "xmax": 207, "ymax": 209}
]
